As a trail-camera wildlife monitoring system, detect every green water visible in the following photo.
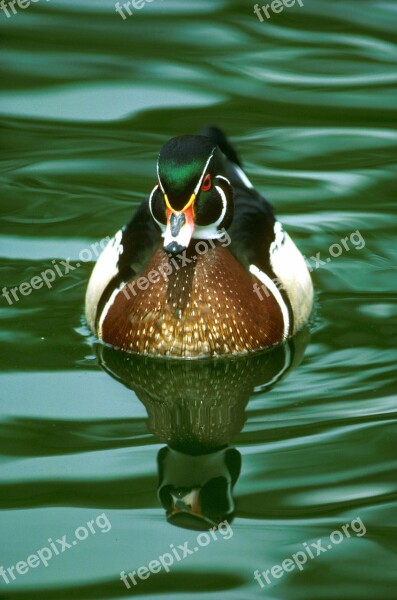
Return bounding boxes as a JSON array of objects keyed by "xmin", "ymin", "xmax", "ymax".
[{"xmin": 1, "ymin": 0, "xmax": 396, "ymax": 598}]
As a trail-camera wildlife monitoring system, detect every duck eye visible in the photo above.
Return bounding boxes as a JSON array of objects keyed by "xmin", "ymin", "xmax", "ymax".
[{"xmin": 201, "ymin": 174, "xmax": 211, "ymax": 192}]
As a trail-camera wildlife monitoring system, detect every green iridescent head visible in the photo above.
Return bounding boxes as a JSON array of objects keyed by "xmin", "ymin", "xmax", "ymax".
[{"xmin": 149, "ymin": 135, "xmax": 234, "ymax": 256}]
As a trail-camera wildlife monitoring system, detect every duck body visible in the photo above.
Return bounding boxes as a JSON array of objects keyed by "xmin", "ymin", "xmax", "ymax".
[{"xmin": 85, "ymin": 127, "xmax": 313, "ymax": 358}]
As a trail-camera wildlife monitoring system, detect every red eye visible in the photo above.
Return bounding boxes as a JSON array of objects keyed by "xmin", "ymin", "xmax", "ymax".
[{"xmin": 201, "ymin": 174, "xmax": 211, "ymax": 192}]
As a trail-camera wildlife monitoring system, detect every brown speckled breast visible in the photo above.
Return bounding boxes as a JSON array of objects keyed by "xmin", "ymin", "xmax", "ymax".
[{"xmin": 100, "ymin": 244, "xmax": 283, "ymax": 358}]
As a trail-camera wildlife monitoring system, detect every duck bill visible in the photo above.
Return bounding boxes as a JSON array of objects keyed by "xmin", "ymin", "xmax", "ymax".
[{"xmin": 163, "ymin": 205, "xmax": 195, "ymax": 255}]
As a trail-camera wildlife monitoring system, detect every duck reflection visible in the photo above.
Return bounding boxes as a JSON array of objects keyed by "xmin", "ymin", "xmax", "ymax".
[{"xmin": 96, "ymin": 328, "xmax": 309, "ymax": 530}]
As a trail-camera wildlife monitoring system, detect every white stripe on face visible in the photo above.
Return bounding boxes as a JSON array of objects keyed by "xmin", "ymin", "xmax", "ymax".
[
  {"xmin": 193, "ymin": 148, "xmax": 216, "ymax": 196},
  {"xmin": 156, "ymin": 148, "xmax": 216, "ymax": 204},
  {"xmin": 148, "ymin": 184, "xmax": 166, "ymax": 234},
  {"xmin": 192, "ymin": 180, "xmax": 229, "ymax": 239},
  {"xmin": 157, "ymin": 162, "xmax": 165, "ymax": 194}
]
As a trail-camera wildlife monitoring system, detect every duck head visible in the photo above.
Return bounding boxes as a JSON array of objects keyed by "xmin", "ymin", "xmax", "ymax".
[{"xmin": 149, "ymin": 135, "xmax": 234, "ymax": 256}]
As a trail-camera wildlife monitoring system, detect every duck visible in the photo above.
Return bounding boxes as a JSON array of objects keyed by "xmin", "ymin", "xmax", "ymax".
[{"xmin": 85, "ymin": 126, "xmax": 313, "ymax": 358}]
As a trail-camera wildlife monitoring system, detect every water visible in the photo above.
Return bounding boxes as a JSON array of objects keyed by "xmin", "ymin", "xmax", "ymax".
[{"xmin": 1, "ymin": 0, "xmax": 396, "ymax": 598}]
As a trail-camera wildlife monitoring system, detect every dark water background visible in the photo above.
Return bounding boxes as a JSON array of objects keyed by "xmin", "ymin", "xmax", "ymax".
[{"xmin": 1, "ymin": 0, "xmax": 396, "ymax": 598}]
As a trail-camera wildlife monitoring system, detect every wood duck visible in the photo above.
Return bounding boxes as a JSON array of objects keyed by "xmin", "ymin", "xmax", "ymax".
[{"xmin": 85, "ymin": 126, "xmax": 313, "ymax": 358}]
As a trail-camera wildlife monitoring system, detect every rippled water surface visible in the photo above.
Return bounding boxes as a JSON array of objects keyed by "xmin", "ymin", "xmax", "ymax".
[{"xmin": 1, "ymin": 0, "xmax": 396, "ymax": 598}]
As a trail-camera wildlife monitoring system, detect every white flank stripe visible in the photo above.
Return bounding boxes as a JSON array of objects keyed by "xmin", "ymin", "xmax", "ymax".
[
  {"xmin": 85, "ymin": 229, "xmax": 124, "ymax": 334},
  {"xmin": 98, "ymin": 285, "xmax": 124, "ymax": 339},
  {"xmin": 269, "ymin": 229, "xmax": 314, "ymax": 334},
  {"xmin": 270, "ymin": 221, "xmax": 285, "ymax": 253},
  {"xmin": 249, "ymin": 264, "xmax": 290, "ymax": 340}
]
